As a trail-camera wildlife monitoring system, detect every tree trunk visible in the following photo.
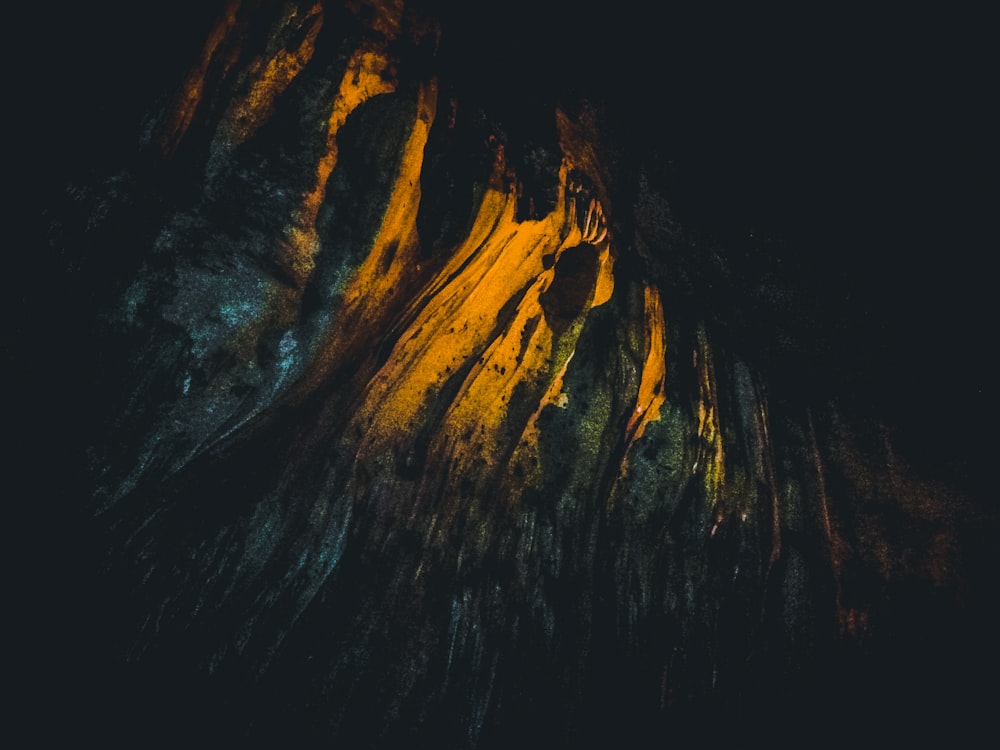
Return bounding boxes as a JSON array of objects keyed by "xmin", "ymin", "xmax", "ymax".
[{"xmin": 25, "ymin": 1, "xmax": 995, "ymax": 746}]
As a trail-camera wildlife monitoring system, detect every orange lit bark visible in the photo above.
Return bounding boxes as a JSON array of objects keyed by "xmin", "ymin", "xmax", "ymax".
[{"xmin": 160, "ymin": 0, "xmax": 244, "ymax": 156}]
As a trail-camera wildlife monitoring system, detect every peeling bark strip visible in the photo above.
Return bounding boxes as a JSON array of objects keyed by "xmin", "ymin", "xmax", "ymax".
[{"xmin": 60, "ymin": 1, "xmax": 991, "ymax": 746}]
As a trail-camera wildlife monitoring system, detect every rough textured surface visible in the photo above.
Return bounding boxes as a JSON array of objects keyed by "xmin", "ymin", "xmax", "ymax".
[{"xmin": 22, "ymin": 1, "xmax": 996, "ymax": 746}]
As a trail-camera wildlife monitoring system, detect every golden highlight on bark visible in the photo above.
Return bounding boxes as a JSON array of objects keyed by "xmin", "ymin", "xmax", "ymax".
[
  {"xmin": 694, "ymin": 326, "xmax": 725, "ymax": 507},
  {"xmin": 217, "ymin": 2, "xmax": 324, "ymax": 150},
  {"xmin": 160, "ymin": 0, "xmax": 244, "ymax": 156},
  {"xmin": 625, "ymin": 283, "xmax": 667, "ymax": 445},
  {"xmin": 350, "ymin": 161, "xmax": 596, "ymax": 474},
  {"xmin": 251, "ymin": 90, "xmax": 629, "ymax": 515},
  {"xmin": 285, "ymin": 46, "xmax": 401, "ymax": 278}
]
